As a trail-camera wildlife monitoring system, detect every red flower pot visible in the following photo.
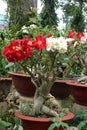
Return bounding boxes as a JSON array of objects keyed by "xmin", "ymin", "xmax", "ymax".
[
  {"xmin": 15, "ymin": 111, "xmax": 74, "ymax": 130},
  {"xmin": 9, "ymin": 72, "xmax": 71, "ymax": 99},
  {"xmin": 51, "ymin": 80, "xmax": 70, "ymax": 99},
  {"xmin": 0, "ymin": 77, "xmax": 12, "ymax": 97},
  {"xmin": 8, "ymin": 72, "xmax": 36, "ymax": 97},
  {"xmin": 66, "ymin": 81, "xmax": 87, "ymax": 106}
]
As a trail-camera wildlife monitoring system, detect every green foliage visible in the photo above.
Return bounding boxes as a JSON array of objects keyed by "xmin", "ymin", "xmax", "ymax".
[
  {"xmin": 21, "ymin": 25, "xmax": 59, "ymax": 39},
  {"xmin": 13, "ymin": 118, "xmax": 21, "ymax": 130},
  {"xmin": 6, "ymin": 0, "xmax": 38, "ymax": 32},
  {"xmin": 1, "ymin": 107, "xmax": 15, "ymax": 126},
  {"xmin": 0, "ymin": 29, "xmax": 13, "ymax": 76},
  {"xmin": 76, "ymin": 109, "xmax": 87, "ymax": 129},
  {"xmin": 40, "ymin": 0, "xmax": 59, "ymax": 28},
  {"xmin": 63, "ymin": 3, "xmax": 76, "ymax": 18},
  {"xmin": 0, "ymin": 102, "xmax": 21, "ymax": 130},
  {"xmin": 76, "ymin": 109, "xmax": 87, "ymax": 119},
  {"xmin": 48, "ymin": 112, "xmax": 69, "ymax": 130},
  {"xmin": 70, "ymin": 6, "xmax": 85, "ymax": 32},
  {"xmin": 0, "ymin": 111, "xmax": 21, "ymax": 130},
  {"xmin": 69, "ymin": 109, "xmax": 87, "ymax": 130},
  {"xmin": 78, "ymin": 121, "xmax": 87, "ymax": 130},
  {"xmin": 0, "ymin": 118, "xmax": 12, "ymax": 129},
  {"xmin": 63, "ymin": 1, "xmax": 85, "ymax": 32}
]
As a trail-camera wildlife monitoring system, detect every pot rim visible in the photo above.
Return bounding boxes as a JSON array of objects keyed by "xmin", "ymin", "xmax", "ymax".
[
  {"xmin": 0, "ymin": 77, "xmax": 12, "ymax": 81},
  {"xmin": 15, "ymin": 111, "xmax": 74, "ymax": 122},
  {"xmin": 66, "ymin": 80, "xmax": 87, "ymax": 87},
  {"xmin": 8, "ymin": 72, "xmax": 30, "ymax": 78}
]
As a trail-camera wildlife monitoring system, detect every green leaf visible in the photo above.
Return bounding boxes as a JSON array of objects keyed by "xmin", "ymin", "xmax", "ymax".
[
  {"xmin": 77, "ymin": 121, "xmax": 87, "ymax": 130},
  {"xmin": 59, "ymin": 112, "xmax": 66, "ymax": 118},
  {"xmin": 5, "ymin": 62, "xmax": 14, "ymax": 69},
  {"xmin": 60, "ymin": 122, "xmax": 69, "ymax": 128},
  {"xmin": 50, "ymin": 117, "xmax": 56, "ymax": 122},
  {"xmin": 0, "ymin": 119, "xmax": 12, "ymax": 128},
  {"xmin": 15, "ymin": 118, "xmax": 21, "ymax": 126},
  {"xmin": 48, "ymin": 123, "xmax": 57, "ymax": 130}
]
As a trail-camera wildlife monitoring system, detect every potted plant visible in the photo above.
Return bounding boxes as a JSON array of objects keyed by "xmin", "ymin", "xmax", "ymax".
[
  {"xmin": 2, "ymin": 30, "xmax": 75, "ymax": 129},
  {"xmin": 65, "ymin": 29, "xmax": 87, "ymax": 106}
]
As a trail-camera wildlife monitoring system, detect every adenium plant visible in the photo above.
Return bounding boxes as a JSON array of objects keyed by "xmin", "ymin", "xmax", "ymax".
[
  {"xmin": 2, "ymin": 33, "xmax": 71, "ymax": 117},
  {"xmin": 67, "ymin": 29, "xmax": 87, "ymax": 83}
]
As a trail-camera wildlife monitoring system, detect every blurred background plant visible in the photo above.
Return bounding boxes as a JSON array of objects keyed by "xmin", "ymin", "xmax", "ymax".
[
  {"xmin": 0, "ymin": 29, "xmax": 13, "ymax": 77},
  {"xmin": 69, "ymin": 109, "xmax": 87, "ymax": 130}
]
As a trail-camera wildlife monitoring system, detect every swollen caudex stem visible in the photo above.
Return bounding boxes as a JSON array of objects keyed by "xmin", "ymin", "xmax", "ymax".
[
  {"xmin": 21, "ymin": 64, "xmax": 61, "ymax": 117},
  {"xmin": 19, "ymin": 78, "xmax": 61, "ymax": 117},
  {"xmin": 33, "ymin": 80, "xmax": 61, "ymax": 117}
]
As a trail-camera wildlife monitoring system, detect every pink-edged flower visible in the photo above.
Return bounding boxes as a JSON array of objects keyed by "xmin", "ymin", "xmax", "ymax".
[{"xmin": 80, "ymin": 36, "xmax": 87, "ymax": 43}]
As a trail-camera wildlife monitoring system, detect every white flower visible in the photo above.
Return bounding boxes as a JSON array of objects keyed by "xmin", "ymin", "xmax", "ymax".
[
  {"xmin": 46, "ymin": 37, "xmax": 68, "ymax": 53},
  {"xmin": 46, "ymin": 37, "xmax": 59, "ymax": 52},
  {"xmin": 29, "ymin": 24, "xmax": 37, "ymax": 28},
  {"xmin": 21, "ymin": 25, "xmax": 27, "ymax": 30},
  {"xmin": 21, "ymin": 25, "xmax": 28, "ymax": 34},
  {"xmin": 57, "ymin": 37, "xmax": 68, "ymax": 53},
  {"xmin": 22, "ymin": 29, "xmax": 29, "ymax": 34},
  {"xmin": 66, "ymin": 38, "xmax": 75, "ymax": 43}
]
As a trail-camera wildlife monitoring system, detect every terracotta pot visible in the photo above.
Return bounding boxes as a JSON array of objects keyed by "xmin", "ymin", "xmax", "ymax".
[
  {"xmin": 51, "ymin": 80, "xmax": 70, "ymax": 99},
  {"xmin": 8, "ymin": 72, "xmax": 36, "ymax": 97},
  {"xmin": 9, "ymin": 72, "xmax": 71, "ymax": 99},
  {"xmin": 0, "ymin": 77, "xmax": 12, "ymax": 97},
  {"xmin": 66, "ymin": 81, "xmax": 87, "ymax": 106},
  {"xmin": 15, "ymin": 111, "xmax": 74, "ymax": 130}
]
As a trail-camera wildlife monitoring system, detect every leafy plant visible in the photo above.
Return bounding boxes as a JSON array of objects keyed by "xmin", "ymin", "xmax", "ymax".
[
  {"xmin": 69, "ymin": 109, "xmax": 87, "ymax": 130},
  {"xmin": 0, "ymin": 118, "xmax": 12, "ymax": 129},
  {"xmin": 76, "ymin": 109, "xmax": 87, "ymax": 130},
  {"xmin": 48, "ymin": 112, "xmax": 69, "ymax": 130},
  {"xmin": 40, "ymin": 0, "xmax": 59, "ymax": 28},
  {"xmin": 13, "ymin": 118, "xmax": 22, "ymax": 130},
  {"xmin": 0, "ymin": 28, "xmax": 18, "ymax": 76}
]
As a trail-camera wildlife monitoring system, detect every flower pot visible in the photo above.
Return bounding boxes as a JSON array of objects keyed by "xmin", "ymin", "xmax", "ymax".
[
  {"xmin": 8, "ymin": 72, "xmax": 36, "ymax": 97},
  {"xmin": 8, "ymin": 72, "xmax": 70, "ymax": 99},
  {"xmin": 15, "ymin": 111, "xmax": 74, "ymax": 130},
  {"xmin": 66, "ymin": 81, "xmax": 87, "ymax": 106},
  {"xmin": 51, "ymin": 80, "xmax": 70, "ymax": 99},
  {"xmin": 0, "ymin": 77, "xmax": 12, "ymax": 98}
]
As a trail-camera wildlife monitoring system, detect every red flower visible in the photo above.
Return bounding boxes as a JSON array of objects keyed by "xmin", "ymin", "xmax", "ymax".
[
  {"xmin": 22, "ymin": 38, "xmax": 32, "ymax": 57},
  {"xmin": 32, "ymin": 35, "xmax": 46, "ymax": 50},
  {"xmin": 13, "ymin": 50, "xmax": 25, "ymax": 61},
  {"xmin": 2, "ymin": 45, "xmax": 14, "ymax": 62},
  {"xmin": 2, "ymin": 38, "xmax": 32, "ymax": 62},
  {"xmin": 67, "ymin": 30, "xmax": 76, "ymax": 38},
  {"xmin": 76, "ymin": 32, "xmax": 84, "ymax": 39}
]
